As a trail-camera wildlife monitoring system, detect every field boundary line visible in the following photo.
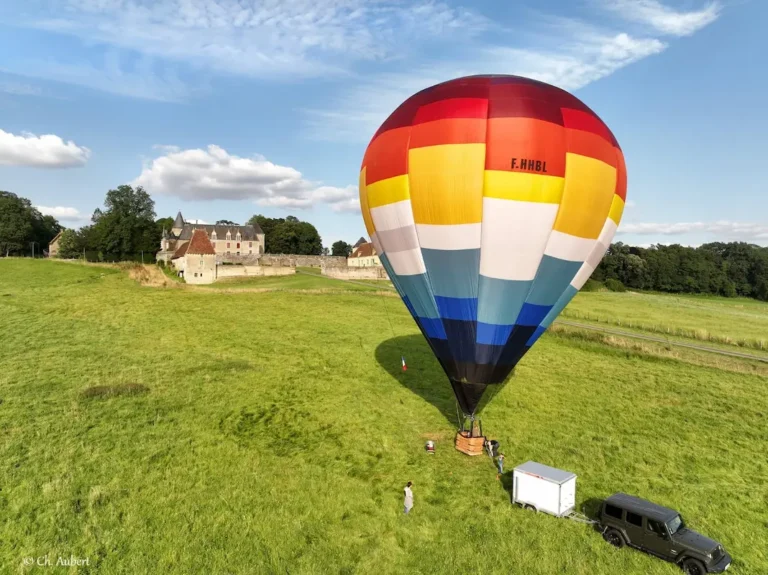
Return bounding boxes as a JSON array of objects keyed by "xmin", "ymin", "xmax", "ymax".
[
  {"xmin": 296, "ymin": 270, "xmax": 768, "ymax": 364},
  {"xmin": 556, "ymin": 320, "xmax": 768, "ymax": 363}
]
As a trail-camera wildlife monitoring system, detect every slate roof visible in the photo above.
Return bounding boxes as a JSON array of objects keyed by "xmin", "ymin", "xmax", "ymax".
[
  {"xmin": 173, "ymin": 211, "xmax": 185, "ymax": 229},
  {"xmin": 177, "ymin": 223, "xmax": 262, "ymax": 240},
  {"xmin": 350, "ymin": 242, "xmax": 376, "ymax": 258},
  {"xmin": 171, "ymin": 241, "xmax": 189, "ymax": 260},
  {"xmin": 186, "ymin": 229, "xmax": 217, "ymax": 255},
  {"xmin": 353, "ymin": 236, "xmax": 367, "ymax": 248}
]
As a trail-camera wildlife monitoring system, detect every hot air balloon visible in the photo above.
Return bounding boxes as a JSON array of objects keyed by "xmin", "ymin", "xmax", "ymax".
[{"xmin": 359, "ymin": 75, "xmax": 626, "ymax": 453}]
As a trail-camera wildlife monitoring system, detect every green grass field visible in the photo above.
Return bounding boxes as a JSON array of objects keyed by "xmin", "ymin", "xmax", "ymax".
[
  {"xmin": 565, "ymin": 291, "xmax": 768, "ymax": 350},
  {"xmin": 1, "ymin": 259, "xmax": 767, "ymax": 574}
]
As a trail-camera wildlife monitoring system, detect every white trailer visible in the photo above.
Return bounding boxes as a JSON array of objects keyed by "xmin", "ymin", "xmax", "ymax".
[{"xmin": 512, "ymin": 460, "xmax": 577, "ymax": 518}]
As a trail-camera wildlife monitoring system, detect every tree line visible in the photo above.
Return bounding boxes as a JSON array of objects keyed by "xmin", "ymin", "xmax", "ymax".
[
  {"xmin": 0, "ymin": 186, "xmax": 328, "ymax": 260},
  {"xmin": 5, "ymin": 186, "xmax": 767, "ymax": 301},
  {"xmin": 592, "ymin": 242, "xmax": 768, "ymax": 301}
]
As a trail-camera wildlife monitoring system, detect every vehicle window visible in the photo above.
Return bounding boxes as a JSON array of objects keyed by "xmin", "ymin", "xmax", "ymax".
[
  {"xmin": 647, "ymin": 520, "xmax": 664, "ymax": 535},
  {"xmin": 626, "ymin": 511, "xmax": 643, "ymax": 527},
  {"xmin": 667, "ymin": 515, "xmax": 684, "ymax": 535},
  {"xmin": 604, "ymin": 504, "xmax": 623, "ymax": 519}
]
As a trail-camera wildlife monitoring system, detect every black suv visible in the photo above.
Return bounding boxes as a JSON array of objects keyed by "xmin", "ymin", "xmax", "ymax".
[{"xmin": 598, "ymin": 493, "xmax": 732, "ymax": 575}]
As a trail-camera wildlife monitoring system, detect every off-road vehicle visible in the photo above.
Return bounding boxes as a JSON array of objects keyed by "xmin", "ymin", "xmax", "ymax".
[{"xmin": 598, "ymin": 493, "xmax": 732, "ymax": 574}]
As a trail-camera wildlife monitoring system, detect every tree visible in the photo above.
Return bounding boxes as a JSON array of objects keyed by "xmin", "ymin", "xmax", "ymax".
[
  {"xmin": 331, "ymin": 240, "xmax": 352, "ymax": 257},
  {"xmin": 216, "ymin": 219, "xmax": 238, "ymax": 225},
  {"xmin": 156, "ymin": 216, "xmax": 175, "ymax": 234},
  {"xmin": 247, "ymin": 214, "xmax": 322, "ymax": 255},
  {"xmin": 90, "ymin": 185, "xmax": 158, "ymax": 260},
  {"xmin": 0, "ymin": 191, "xmax": 34, "ymax": 256},
  {"xmin": 57, "ymin": 229, "xmax": 81, "ymax": 259},
  {"xmin": 322, "ymin": 247, "xmax": 330, "ymax": 256},
  {"xmin": 0, "ymin": 191, "xmax": 62, "ymax": 256}
]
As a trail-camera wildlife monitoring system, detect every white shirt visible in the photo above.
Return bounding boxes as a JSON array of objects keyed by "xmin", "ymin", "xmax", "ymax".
[{"xmin": 404, "ymin": 486, "xmax": 413, "ymax": 507}]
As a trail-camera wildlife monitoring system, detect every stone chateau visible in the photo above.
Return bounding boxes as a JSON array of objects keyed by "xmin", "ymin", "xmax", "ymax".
[{"xmin": 156, "ymin": 212, "xmax": 265, "ymax": 264}]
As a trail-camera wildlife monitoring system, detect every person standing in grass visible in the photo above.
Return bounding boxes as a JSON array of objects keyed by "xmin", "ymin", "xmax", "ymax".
[
  {"xmin": 496, "ymin": 453, "xmax": 505, "ymax": 478},
  {"xmin": 403, "ymin": 481, "xmax": 414, "ymax": 514}
]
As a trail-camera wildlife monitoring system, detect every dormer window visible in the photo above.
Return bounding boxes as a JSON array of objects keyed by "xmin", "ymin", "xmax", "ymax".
[
  {"xmin": 211, "ymin": 231, "xmax": 217, "ymax": 240},
  {"xmin": 226, "ymin": 231, "xmax": 231, "ymax": 240},
  {"xmin": 236, "ymin": 232, "xmax": 241, "ymax": 241}
]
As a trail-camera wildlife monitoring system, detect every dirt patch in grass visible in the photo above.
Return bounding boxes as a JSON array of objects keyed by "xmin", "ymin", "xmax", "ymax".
[
  {"xmin": 81, "ymin": 383, "xmax": 150, "ymax": 399},
  {"xmin": 124, "ymin": 263, "xmax": 178, "ymax": 287},
  {"xmin": 419, "ymin": 431, "xmax": 451, "ymax": 441}
]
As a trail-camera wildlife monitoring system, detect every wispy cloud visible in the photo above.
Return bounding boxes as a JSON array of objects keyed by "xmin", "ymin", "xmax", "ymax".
[
  {"xmin": 307, "ymin": 1, "xmax": 722, "ymax": 142},
  {"xmin": 8, "ymin": 0, "xmax": 487, "ymax": 86},
  {"xmin": 35, "ymin": 205, "xmax": 86, "ymax": 222},
  {"xmin": 0, "ymin": 80, "xmax": 41, "ymax": 96},
  {"xmin": 618, "ymin": 221, "xmax": 768, "ymax": 241},
  {"xmin": 604, "ymin": 0, "xmax": 721, "ymax": 36},
  {"xmin": 0, "ymin": 129, "xmax": 90, "ymax": 168},
  {"xmin": 3, "ymin": 53, "xmax": 194, "ymax": 102},
  {"xmin": 133, "ymin": 144, "xmax": 359, "ymax": 213},
  {"xmin": 307, "ymin": 31, "xmax": 666, "ymax": 142}
]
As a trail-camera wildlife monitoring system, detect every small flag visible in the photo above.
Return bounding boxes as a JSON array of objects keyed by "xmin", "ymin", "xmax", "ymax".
[{"xmin": 401, "ymin": 356, "xmax": 407, "ymax": 371}]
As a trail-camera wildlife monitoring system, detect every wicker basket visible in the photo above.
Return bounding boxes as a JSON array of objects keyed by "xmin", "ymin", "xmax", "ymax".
[{"xmin": 454, "ymin": 431, "xmax": 486, "ymax": 456}]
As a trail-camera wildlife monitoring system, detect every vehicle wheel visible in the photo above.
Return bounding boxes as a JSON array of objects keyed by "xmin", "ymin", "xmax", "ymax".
[
  {"xmin": 523, "ymin": 504, "xmax": 537, "ymax": 512},
  {"xmin": 602, "ymin": 529, "xmax": 625, "ymax": 548},
  {"xmin": 681, "ymin": 558, "xmax": 706, "ymax": 575}
]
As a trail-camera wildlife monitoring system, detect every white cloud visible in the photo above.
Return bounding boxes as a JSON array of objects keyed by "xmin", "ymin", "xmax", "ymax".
[
  {"xmin": 625, "ymin": 199, "xmax": 637, "ymax": 208},
  {"xmin": 618, "ymin": 221, "xmax": 768, "ymax": 241},
  {"xmin": 133, "ymin": 145, "xmax": 359, "ymax": 213},
  {"xmin": 307, "ymin": 30, "xmax": 665, "ymax": 142},
  {"xmin": 0, "ymin": 129, "xmax": 90, "ymax": 168},
  {"xmin": 35, "ymin": 206, "xmax": 84, "ymax": 221},
  {"xmin": 605, "ymin": 0, "xmax": 721, "ymax": 37}
]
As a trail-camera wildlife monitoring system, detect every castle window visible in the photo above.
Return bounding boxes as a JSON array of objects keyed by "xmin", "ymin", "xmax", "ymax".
[
  {"xmin": 236, "ymin": 243, "xmax": 240, "ymax": 249},
  {"xmin": 249, "ymin": 242, "xmax": 252, "ymax": 248},
  {"xmin": 227, "ymin": 242, "xmax": 230, "ymax": 248}
]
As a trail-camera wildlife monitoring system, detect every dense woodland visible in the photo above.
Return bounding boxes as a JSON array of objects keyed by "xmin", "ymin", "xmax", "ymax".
[
  {"xmin": 2, "ymin": 188, "xmax": 767, "ymax": 301},
  {"xmin": 592, "ymin": 242, "xmax": 768, "ymax": 301}
]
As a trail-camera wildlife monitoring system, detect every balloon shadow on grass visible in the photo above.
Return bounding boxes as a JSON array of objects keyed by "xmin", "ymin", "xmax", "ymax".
[{"xmin": 375, "ymin": 334, "xmax": 459, "ymax": 427}]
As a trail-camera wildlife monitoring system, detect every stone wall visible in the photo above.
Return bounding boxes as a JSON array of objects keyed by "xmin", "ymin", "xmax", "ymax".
[
  {"xmin": 217, "ymin": 254, "xmax": 262, "ymax": 265},
  {"xmin": 216, "ymin": 266, "xmax": 295, "ymax": 279},
  {"xmin": 258, "ymin": 254, "xmax": 347, "ymax": 268},
  {"xmin": 323, "ymin": 266, "xmax": 390, "ymax": 280}
]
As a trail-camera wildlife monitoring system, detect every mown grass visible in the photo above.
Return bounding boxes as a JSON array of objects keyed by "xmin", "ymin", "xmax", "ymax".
[
  {"xmin": 1, "ymin": 259, "xmax": 767, "ymax": 574},
  {"xmin": 566, "ymin": 291, "xmax": 768, "ymax": 350}
]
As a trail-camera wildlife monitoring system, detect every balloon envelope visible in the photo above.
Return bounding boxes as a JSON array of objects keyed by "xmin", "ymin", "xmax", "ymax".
[{"xmin": 359, "ymin": 75, "xmax": 626, "ymax": 416}]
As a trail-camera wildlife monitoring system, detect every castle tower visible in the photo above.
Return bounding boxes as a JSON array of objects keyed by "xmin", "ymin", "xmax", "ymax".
[{"xmin": 171, "ymin": 211, "xmax": 185, "ymax": 237}]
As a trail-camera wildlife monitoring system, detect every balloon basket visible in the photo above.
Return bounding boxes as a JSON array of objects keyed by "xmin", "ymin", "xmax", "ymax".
[{"xmin": 454, "ymin": 431, "xmax": 486, "ymax": 456}]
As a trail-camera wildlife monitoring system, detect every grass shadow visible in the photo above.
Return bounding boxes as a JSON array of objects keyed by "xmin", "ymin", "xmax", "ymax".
[
  {"xmin": 375, "ymin": 334, "xmax": 458, "ymax": 426},
  {"xmin": 81, "ymin": 383, "xmax": 150, "ymax": 399}
]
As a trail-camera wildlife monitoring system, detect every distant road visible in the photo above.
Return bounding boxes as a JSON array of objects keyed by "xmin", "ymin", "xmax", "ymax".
[{"xmin": 298, "ymin": 269, "xmax": 768, "ymax": 364}]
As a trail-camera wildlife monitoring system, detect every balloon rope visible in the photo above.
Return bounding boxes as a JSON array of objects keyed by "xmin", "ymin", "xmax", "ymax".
[{"xmin": 380, "ymin": 290, "xmax": 397, "ymax": 339}]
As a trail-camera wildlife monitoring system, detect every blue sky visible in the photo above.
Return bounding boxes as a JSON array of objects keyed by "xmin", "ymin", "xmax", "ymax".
[{"xmin": 0, "ymin": 0, "xmax": 766, "ymax": 249}]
